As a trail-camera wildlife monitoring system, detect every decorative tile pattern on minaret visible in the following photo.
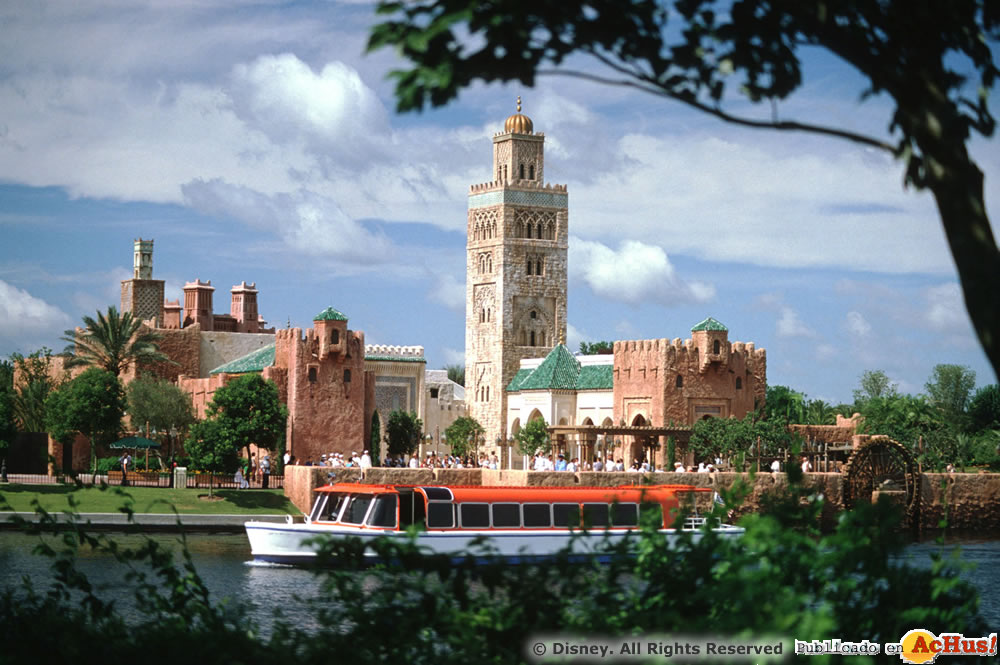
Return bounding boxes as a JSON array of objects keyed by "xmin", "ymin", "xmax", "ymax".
[
  {"xmin": 120, "ymin": 238, "xmax": 164, "ymax": 327},
  {"xmin": 466, "ymin": 98, "xmax": 569, "ymax": 444}
]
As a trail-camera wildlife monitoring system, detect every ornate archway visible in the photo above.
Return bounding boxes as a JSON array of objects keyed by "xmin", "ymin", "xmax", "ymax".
[{"xmin": 842, "ymin": 437, "xmax": 920, "ymax": 524}]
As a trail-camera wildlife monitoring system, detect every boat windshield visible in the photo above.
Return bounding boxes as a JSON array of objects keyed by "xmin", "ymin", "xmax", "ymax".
[
  {"xmin": 312, "ymin": 492, "xmax": 348, "ymax": 522},
  {"xmin": 341, "ymin": 495, "xmax": 374, "ymax": 525},
  {"xmin": 365, "ymin": 495, "xmax": 398, "ymax": 528}
]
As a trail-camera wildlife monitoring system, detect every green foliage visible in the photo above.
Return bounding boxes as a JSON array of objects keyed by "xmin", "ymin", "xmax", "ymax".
[
  {"xmin": 515, "ymin": 416, "xmax": 550, "ymax": 455},
  {"xmin": 444, "ymin": 363, "xmax": 464, "ymax": 387},
  {"xmin": 126, "ymin": 373, "xmax": 195, "ymax": 457},
  {"xmin": 385, "ymin": 410, "xmax": 423, "ymax": 457},
  {"xmin": 666, "ymin": 435, "xmax": 676, "ymax": 468},
  {"xmin": 43, "ymin": 368, "xmax": 126, "ymax": 476},
  {"xmin": 185, "ymin": 418, "xmax": 237, "ymax": 496},
  {"xmin": 578, "ymin": 340, "xmax": 613, "ymax": 355},
  {"xmin": 690, "ymin": 414, "xmax": 798, "ymax": 464},
  {"xmin": 61, "ymin": 305, "xmax": 170, "ymax": 377},
  {"xmin": 764, "ymin": 385, "xmax": 806, "ymax": 423},
  {"xmin": 443, "ymin": 415, "xmax": 484, "ymax": 458},
  {"xmin": 853, "ymin": 369, "xmax": 899, "ymax": 408},
  {"xmin": 203, "ymin": 374, "xmax": 287, "ymax": 465},
  {"xmin": 969, "ymin": 384, "xmax": 1000, "ymax": 431},
  {"xmin": 9, "ymin": 348, "xmax": 63, "ymax": 433},
  {"xmin": 925, "ymin": 363, "xmax": 977, "ymax": 428}
]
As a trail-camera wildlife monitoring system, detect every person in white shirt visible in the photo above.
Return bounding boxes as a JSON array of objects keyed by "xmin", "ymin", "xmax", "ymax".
[
  {"xmin": 801, "ymin": 456, "xmax": 812, "ymax": 473},
  {"xmin": 408, "ymin": 454, "xmax": 419, "ymax": 468},
  {"xmin": 770, "ymin": 459, "xmax": 781, "ymax": 474},
  {"xmin": 360, "ymin": 450, "xmax": 372, "ymax": 469},
  {"xmin": 674, "ymin": 462, "xmax": 685, "ymax": 473}
]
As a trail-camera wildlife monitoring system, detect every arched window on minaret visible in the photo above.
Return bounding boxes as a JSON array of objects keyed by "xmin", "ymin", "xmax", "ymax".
[
  {"xmin": 530, "ymin": 331, "xmax": 536, "ymax": 346},
  {"xmin": 713, "ymin": 340, "xmax": 721, "ymax": 354},
  {"xmin": 529, "ymin": 164, "xmax": 535, "ymax": 179},
  {"xmin": 536, "ymin": 259, "xmax": 543, "ymax": 275},
  {"xmin": 519, "ymin": 163, "xmax": 525, "ymax": 179},
  {"xmin": 735, "ymin": 377, "xmax": 742, "ymax": 390},
  {"xmin": 526, "ymin": 223, "xmax": 533, "ymax": 238},
  {"xmin": 536, "ymin": 225, "xmax": 543, "ymax": 239},
  {"xmin": 526, "ymin": 258, "xmax": 533, "ymax": 275},
  {"xmin": 503, "ymin": 165, "xmax": 508, "ymax": 180}
]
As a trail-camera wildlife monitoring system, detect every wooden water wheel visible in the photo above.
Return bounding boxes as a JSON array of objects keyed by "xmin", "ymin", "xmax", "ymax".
[{"xmin": 842, "ymin": 437, "xmax": 920, "ymax": 523}]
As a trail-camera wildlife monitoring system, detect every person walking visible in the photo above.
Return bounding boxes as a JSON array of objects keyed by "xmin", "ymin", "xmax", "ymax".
[{"xmin": 261, "ymin": 455, "xmax": 271, "ymax": 489}]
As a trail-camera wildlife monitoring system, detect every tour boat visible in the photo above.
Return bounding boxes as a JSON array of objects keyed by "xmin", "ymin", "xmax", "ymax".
[{"xmin": 244, "ymin": 483, "xmax": 744, "ymax": 565}]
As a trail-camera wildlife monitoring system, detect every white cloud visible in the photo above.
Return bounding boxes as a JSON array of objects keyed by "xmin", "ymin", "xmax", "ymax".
[
  {"xmin": 427, "ymin": 272, "xmax": 465, "ymax": 312},
  {"xmin": 776, "ymin": 306, "xmax": 815, "ymax": 338},
  {"xmin": 441, "ymin": 347, "xmax": 465, "ymax": 365},
  {"xmin": 924, "ymin": 283, "xmax": 965, "ymax": 332},
  {"xmin": 565, "ymin": 323, "xmax": 587, "ymax": 352},
  {"xmin": 0, "ymin": 280, "xmax": 71, "ymax": 340},
  {"xmin": 182, "ymin": 179, "xmax": 393, "ymax": 264},
  {"xmin": 569, "ymin": 237, "xmax": 715, "ymax": 307},
  {"xmin": 845, "ymin": 310, "xmax": 872, "ymax": 338}
]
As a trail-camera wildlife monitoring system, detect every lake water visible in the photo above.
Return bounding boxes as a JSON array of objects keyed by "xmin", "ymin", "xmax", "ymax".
[{"xmin": 0, "ymin": 531, "xmax": 997, "ymax": 632}]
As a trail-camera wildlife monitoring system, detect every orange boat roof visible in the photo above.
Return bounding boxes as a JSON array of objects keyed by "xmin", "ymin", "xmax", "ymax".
[{"xmin": 315, "ymin": 483, "xmax": 709, "ymax": 503}]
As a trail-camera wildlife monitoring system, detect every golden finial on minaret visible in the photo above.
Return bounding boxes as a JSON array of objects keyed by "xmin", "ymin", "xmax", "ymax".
[
  {"xmin": 504, "ymin": 95, "xmax": 533, "ymax": 133},
  {"xmin": 559, "ymin": 330, "xmax": 565, "ymax": 346}
]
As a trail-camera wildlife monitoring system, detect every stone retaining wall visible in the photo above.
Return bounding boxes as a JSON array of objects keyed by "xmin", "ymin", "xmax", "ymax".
[{"xmin": 283, "ymin": 467, "xmax": 1000, "ymax": 531}]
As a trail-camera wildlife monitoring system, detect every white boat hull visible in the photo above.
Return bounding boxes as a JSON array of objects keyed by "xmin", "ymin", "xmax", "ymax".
[{"xmin": 244, "ymin": 520, "xmax": 745, "ymax": 566}]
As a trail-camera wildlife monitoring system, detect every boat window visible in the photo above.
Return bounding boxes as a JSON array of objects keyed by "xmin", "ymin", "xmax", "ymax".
[
  {"xmin": 367, "ymin": 495, "xmax": 398, "ymax": 528},
  {"xmin": 341, "ymin": 495, "xmax": 374, "ymax": 525},
  {"xmin": 427, "ymin": 502, "xmax": 455, "ymax": 528},
  {"xmin": 640, "ymin": 502, "xmax": 664, "ymax": 528},
  {"xmin": 582, "ymin": 503, "xmax": 610, "ymax": 528},
  {"xmin": 309, "ymin": 495, "xmax": 328, "ymax": 521},
  {"xmin": 422, "ymin": 487, "xmax": 453, "ymax": 501},
  {"xmin": 522, "ymin": 503, "xmax": 551, "ymax": 528},
  {"xmin": 314, "ymin": 493, "xmax": 347, "ymax": 522},
  {"xmin": 610, "ymin": 503, "xmax": 638, "ymax": 527},
  {"xmin": 460, "ymin": 503, "xmax": 490, "ymax": 528},
  {"xmin": 492, "ymin": 503, "xmax": 520, "ymax": 528},
  {"xmin": 553, "ymin": 503, "xmax": 580, "ymax": 528}
]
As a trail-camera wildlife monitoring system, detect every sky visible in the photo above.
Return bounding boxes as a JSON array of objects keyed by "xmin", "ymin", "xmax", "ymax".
[{"xmin": 0, "ymin": 1, "xmax": 997, "ymax": 406}]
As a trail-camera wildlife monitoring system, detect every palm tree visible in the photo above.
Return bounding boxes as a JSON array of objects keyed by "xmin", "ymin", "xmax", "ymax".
[{"xmin": 61, "ymin": 306, "xmax": 170, "ymax": 377}]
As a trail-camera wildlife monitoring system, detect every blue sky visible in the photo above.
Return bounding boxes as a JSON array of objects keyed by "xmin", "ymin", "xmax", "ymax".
[{"xmin": 0, "ymin": 1, "xmax": 996, "ymax": 405}]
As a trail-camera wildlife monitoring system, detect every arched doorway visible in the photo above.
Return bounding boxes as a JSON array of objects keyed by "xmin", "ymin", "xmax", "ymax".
[{"xmin": 630, "ymin": 414, "xmax": 649, "ymax": 467}]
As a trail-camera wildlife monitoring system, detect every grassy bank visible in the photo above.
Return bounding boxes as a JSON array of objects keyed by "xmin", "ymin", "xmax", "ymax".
[{"xmin": 0, "ymin": 484, "xmax": 300, "ymax": 515}]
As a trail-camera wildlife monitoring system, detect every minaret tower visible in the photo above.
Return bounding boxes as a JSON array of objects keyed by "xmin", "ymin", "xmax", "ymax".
[
  {"xmin": 465, "ymin": 98, "xmax": 569, "ymax": 444},
  {"xmin": 120, "ymin": 238, "xmax": 165, "ymax": 326}
]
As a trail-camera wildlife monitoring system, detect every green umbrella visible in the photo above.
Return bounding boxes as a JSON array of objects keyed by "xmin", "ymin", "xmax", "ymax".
[{"xmin": 109, "ymin": 436, "xmax": 161, "ymax": 450}]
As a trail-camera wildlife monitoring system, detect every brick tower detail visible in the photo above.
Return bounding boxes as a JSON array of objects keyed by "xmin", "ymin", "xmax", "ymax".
[
  {"xmin": 120, "ymin": 238, "xmax": 164, "ymax": 327},
  {"xmin": 465, "ymin": 98, "xmax": 569, "ymax": 443}
]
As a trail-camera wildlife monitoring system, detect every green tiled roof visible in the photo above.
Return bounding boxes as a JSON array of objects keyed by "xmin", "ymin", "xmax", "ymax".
[
  {"xmin": 691, "ymin": 317, "xmax": 728, "ymax": 332},
  {"xmin": 506, "ymin": 368, "xmax": 533, "ymax": 392},
  {"xmin": 507, "ymin": 345, "xmax": 613, "ymax": 392},
  {"xmin": 210, "ymin": 344, "xmax": 275, "ymax": 375},
  {"xmin": 519, "ymin": 344, "xmax": 580, "ymax": 390},
  {"xmin": 314, "ymin": 306, "xmax": 348, "ymax": 321},
  {"xmin": 364, "ymin": 355, "xmax": 427, "ymax": 363},
  {"xmin": 576, "ymin": 364, "xmax": 613, "ymax": 390}
]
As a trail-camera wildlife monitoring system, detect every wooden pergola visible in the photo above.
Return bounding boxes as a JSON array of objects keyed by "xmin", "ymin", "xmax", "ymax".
[{"xmin": 545, "ymin": 424, "xmax": 694, "ymax": 468}]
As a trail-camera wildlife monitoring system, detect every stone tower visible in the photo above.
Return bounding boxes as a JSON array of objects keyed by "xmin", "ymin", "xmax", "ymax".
[
  {"xmin": 120, "ymin": 238, "xmax": 164, "ymax": 326},
  {"xmin": 465, "ymin": 98, "xmax": 569, "ymax": 444}
]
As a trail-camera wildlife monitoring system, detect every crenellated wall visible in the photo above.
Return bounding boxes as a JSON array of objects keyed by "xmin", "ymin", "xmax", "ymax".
[
  {"xmin": 613, "ymin": 335, "xmax": 766, "ymax": 427},
  {"xmin": 274, "ymin": 324, "xmax": 373, "ymax": 465}
]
